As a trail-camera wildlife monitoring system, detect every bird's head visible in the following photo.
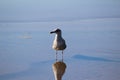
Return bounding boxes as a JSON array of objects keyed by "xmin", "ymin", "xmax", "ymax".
[{"xmin": 50, "ymin": 28, "xmax": 61, "ymax": 34}]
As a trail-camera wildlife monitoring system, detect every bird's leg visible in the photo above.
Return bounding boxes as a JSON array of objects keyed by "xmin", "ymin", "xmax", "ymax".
[
  {"xmin": 62, "ymin": 50, "xmax": 63, "ymax": 62},
  {"xmin": 56, "ymin": 50, "xmax": 58, "ymax": 61}
]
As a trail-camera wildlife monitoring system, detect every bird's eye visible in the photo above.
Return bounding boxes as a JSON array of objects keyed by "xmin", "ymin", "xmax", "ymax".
[{"xmin": 56, "ymin": 29, "xmax": 61, "ymax": 32}]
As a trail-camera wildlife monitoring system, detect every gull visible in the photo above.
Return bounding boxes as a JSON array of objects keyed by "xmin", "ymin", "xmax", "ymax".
[{"xmin": 50, "ymin": 28, "xmax": 67, "ymax": 61}]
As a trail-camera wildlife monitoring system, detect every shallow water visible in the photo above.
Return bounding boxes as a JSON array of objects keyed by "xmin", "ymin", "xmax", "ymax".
[{"xmin": 0, "ymin": 18, "xmax": 120, "ymax": 80}]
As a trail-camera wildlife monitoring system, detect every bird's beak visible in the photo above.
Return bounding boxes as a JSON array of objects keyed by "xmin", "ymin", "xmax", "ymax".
[{"xmin": 50, "ymin": 31, "xmax": 55, "ymax": 34}]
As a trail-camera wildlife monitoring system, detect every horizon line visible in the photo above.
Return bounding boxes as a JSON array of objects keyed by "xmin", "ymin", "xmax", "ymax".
[{"xmin": 0, "ymin": 17, "xmax": 120, "ymax": 23}]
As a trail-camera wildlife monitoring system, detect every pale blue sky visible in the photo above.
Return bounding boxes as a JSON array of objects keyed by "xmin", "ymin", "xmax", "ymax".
[{"xmin": 0, "ymin": 0, "xmax": 120, "ymax": 22}]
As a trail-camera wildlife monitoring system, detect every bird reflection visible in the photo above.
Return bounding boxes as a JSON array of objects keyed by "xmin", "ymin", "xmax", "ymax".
[{"xmin": 52, "ymin": 61, "xmax": 67, "ymax": 80}]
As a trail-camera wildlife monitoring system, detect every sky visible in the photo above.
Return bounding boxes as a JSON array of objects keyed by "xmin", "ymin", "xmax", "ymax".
[{"xmin": 0, "ymin": 0, "xmax": 120, "ymax": 22}]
